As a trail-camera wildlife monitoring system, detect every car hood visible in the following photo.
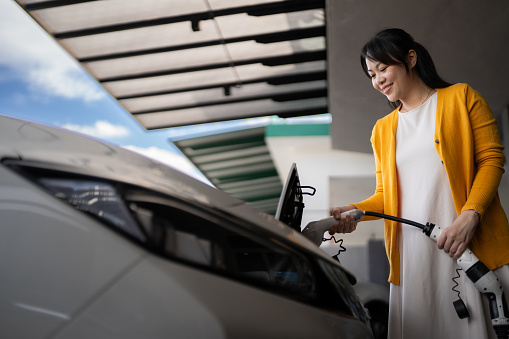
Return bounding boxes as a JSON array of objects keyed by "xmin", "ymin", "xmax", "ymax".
[
  {"xmin": 0, "ymin": 115, "xmax": 343, "ymax": 267},
  {"xmin": 0, "ymin": 115, "xmax": 238, "ymax": 206}
]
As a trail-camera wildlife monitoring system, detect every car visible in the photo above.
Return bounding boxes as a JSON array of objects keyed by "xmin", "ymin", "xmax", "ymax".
[{"xmin": 0, "ymin": 114, "xmax": 374, "ymax": 339}]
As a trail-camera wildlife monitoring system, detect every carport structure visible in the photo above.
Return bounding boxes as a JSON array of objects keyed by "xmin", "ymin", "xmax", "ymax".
[{"xmin": 14, "ymin": 0, "xmax": 328, "ymax": 130}]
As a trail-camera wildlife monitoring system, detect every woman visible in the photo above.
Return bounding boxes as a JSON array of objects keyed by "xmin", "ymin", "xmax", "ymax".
[{"xmin": 330, "ymin": 28, "xmax": 509, "ymax": 339}]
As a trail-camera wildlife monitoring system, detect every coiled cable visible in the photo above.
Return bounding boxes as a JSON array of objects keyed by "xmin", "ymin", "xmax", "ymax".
[
  {"xmin": 322, "ymin": 235, "xmax": 346, "ymax": 262},
  {"xmin": 452, "ymin": 268, "xmax": 463, "ymax": 299}
]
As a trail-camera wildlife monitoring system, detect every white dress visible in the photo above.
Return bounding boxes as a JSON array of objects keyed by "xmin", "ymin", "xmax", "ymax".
[{"xmin": 389, "ymin": 93, "xmax": 509, "ymax": 339}]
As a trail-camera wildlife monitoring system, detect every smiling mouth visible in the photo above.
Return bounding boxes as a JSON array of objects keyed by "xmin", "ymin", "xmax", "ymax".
[{"xmin": 382, "ymin": 85, "xmax": 392, "ymax": 94}]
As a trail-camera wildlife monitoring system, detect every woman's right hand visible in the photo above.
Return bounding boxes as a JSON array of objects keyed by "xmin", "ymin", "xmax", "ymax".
[{"xmin": 329, "ymin": 205, "xmax": 358, "ymax": 234}]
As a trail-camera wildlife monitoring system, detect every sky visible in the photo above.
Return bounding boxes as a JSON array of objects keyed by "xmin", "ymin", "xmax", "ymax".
[{"xmin": 0, "ymin": 0, "xmax": 257, "ymax": 184}]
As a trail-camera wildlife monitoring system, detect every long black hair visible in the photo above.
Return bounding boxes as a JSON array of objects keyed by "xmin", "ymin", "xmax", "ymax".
[{"xmin": 360, "ymin": 28, "xmax": 451, "ymax": 108}]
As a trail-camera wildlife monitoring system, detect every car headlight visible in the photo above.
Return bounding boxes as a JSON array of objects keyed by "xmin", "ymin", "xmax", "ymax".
[{"xmin": 38, "ymin": 177, "xmax": 146, "ymax": 242}]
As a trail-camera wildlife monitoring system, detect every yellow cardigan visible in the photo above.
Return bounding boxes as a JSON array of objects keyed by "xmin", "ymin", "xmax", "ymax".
[{"xmin": 353, "ymin": 83, "xmax": 509, "ymax": 285}]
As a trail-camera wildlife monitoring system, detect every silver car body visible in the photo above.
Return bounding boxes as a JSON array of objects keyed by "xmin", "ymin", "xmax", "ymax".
[{"xmin": 0, "ymin": 115, "xmax": 373, "ymax": 339}]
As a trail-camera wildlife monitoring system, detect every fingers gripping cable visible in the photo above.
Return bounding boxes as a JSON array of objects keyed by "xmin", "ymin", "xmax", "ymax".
[{"xmin": 302, "ymin": 210, "xmax": 509, "ymax": 339}]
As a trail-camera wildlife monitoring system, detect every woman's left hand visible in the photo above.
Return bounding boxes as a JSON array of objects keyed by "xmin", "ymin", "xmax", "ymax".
[{"xmin": 437, "ymin": 210, "xmax": 480, "ymax": 259}]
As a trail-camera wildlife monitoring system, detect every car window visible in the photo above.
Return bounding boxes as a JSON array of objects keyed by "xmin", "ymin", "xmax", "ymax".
[{"xmin": 127, "ymin": 197, "xmax": 317, "ymax": 300}]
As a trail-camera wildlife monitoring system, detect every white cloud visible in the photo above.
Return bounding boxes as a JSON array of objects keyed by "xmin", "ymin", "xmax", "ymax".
[
  {"xmin": 0, "ymin": 1, "xmax": 104, "ymax": 102},
  {"xmin": 60, "ymin": 120, "xmax": 130, "ymax": 138},
  {"xmin": 29, "ymin": 66, "xmax": 104, "ymax": 102},
  {"xmin": 121, "ymin": 145, "xmax": 205, "ymax": 181}
]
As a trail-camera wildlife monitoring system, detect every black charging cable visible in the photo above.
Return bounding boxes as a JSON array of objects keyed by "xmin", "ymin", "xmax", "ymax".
[
  {"xmin": 363, "ymin": 210, "xmax": 471, "ymax": 320},
  {"xmin": 364, "ymin": 211, "xmax": 426, "ymax": 229},
  {"xmin": 322, "ymin": 235, "xmax": 347, "ymax": 262}
]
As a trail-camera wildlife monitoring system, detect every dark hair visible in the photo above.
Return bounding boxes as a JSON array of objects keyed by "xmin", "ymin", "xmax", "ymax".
[{"xmin": 360, "ymin": 28, "xmax": 451, "ymax": 108}]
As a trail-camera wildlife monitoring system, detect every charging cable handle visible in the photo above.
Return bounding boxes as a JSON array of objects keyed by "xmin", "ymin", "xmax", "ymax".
[
  {"xmin": 424, "ymin": 223, "xmax": 509, "ymax": 338},
  {"xmin": 301, "ymin": 210, "xmax": 365, "ymax": 246}
]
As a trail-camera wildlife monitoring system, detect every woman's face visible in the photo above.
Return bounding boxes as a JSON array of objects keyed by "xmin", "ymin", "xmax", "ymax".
[{"xmin": 366, "ymin": 58, "xmax": 411, "ymax": 103}]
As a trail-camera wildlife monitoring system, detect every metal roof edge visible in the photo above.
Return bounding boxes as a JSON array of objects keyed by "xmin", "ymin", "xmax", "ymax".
[{"xmin": 265, "ymin": 123, "xmax": 330, "ymax": 137}]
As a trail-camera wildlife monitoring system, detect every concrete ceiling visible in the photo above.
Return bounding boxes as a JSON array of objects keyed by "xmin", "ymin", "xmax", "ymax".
[{"xmin": 327, "ymin": 0, "xmax": 509, "ymax": 153}]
